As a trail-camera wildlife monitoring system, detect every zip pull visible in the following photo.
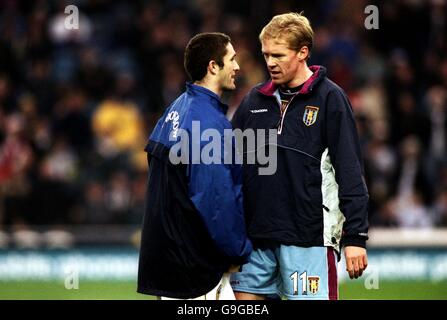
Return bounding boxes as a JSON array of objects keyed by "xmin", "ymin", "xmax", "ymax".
[{"xmin": 276, "ymin": 118, "xmax": 281, "ymax": 131}]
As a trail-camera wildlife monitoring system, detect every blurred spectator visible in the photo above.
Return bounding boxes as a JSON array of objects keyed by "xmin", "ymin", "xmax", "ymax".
[
  {"xmin": 160, "ymin": 53, "xmax": 185, "ymax": 106},
  {"xmin": 25, "ymin": 58, "xmax": 55, "ymax": 115},
  {"xmin": 425, "ymin": 86, "xmax": 446, "ymax": 164},
  {"xmin": 392, "ymin": 92, "xmax": 431, "ymax": 147},
  {"xmin": 91, "ymin": 74, "xmax": 146, "ymax": 171},
  {"xmin": 371, "ymin": 200, "xmax": 398, "ymax": 227},
  {"xmin": 434, "ymin": 189, "xmax": 447, "ymax": 227},
  {"xmin": 17, "ymin": 93, "xmax": 39, "ymax": 139},
  {"xmin": 75, "ymin": 47, "xmax": 113, "ymax": 102},
  {"xmin": 0, "ymin": 113, "xmax": 33, "ymax": 227},
  {"xmin": 386, "ymin": 136, "xmax": 436, "ymax": 228},
  {"xmin": 392, "ymin": 193, "xmax": 434, "ymax": 228},
  {"xmin": 53, "ymin": 87, "xmax": 93, "ymax": 154},
  {"xmin": 392, "ymin": 136, "xmax": 434, "ymax": 205},
  {"xmin": 0, "ymin": 74, "xmax": 16, "ymax": 113},
  {"xmin": 40, "ymin": 137, "xmax": 78, "ymax": 184},
  {"xmin": 104, "ymin": 171, "xmax": 132, "ymax": 224},
  {"xmin": 81, "ymin": 181, "xmax": 109, "ymax": 224},
  {"xmin": 355, "ymin": 44, "xmax": 386, "ymax": 85},
  {"xmin": 28, "ymin": 137, "xmax": 79, "ymax": 225},
  {"xmin": 364, "ymin": 119, "xmax": 396, "ymax": 218},
  {"xmin": 128, "ymin": 172, "xmax": 146, "ymax": 224}
]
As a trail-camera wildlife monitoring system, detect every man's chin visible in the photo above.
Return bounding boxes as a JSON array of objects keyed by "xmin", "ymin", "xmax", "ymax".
[
  {"xmin": 271, "ymin": 78, "xmax": 284, "ymax": 85},
  {"xmin": 222, "ymin": 84, "xmax": 236, "ymax": 91}
]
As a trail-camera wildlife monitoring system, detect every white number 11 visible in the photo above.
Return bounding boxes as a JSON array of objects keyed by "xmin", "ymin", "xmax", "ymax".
[{"xmin": 290, "ymin": 271, "xmax": 307, "ymax": 295}]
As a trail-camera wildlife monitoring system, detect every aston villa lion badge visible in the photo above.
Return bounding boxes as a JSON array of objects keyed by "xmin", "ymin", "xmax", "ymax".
[
  {"xmin": 303, "ymin": 106, "xmax": 319, "ymax": 126},
  {"xmin": 308, "ymin": 276, "xmax": 320, "ymax": 295}
]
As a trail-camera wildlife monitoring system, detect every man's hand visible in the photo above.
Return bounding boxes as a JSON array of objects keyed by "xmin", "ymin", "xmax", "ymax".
[
  {"xmin": 228, "ymin": 265, "xmax": 241, "ymax": 273},
  {"xmin": 344, "ymin": 246, "xmax": 368, "ymax": 279}
]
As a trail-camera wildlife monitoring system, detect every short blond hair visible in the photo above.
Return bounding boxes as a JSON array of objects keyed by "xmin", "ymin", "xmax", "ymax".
[{"xmin": 259, "ymin": 12, "xmax": 314, "ymax": 53}]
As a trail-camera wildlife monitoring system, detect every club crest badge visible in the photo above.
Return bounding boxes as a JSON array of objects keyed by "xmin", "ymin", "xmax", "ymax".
[
  {"xmin": 303, "ymin": 106, "xmax": 319, "ymax": 126},
  {"xmin": 308, "ymin": 276, "xmax": 320, "ymax": 295}
]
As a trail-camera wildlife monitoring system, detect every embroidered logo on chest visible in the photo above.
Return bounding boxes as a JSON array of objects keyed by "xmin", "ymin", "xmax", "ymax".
[
  {"xmin": 249, "ymin": 108, "xmax": 268, "ymax": 113},
  {"xmin": 303, "ymin": 106, "xmax": 319, "ymax": 126}
]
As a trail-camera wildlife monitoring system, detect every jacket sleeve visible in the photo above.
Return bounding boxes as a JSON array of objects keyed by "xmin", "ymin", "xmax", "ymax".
[
  {"xmin": 326, "ymin": 89, "xmax": 369, "ymax": 248},
  {"xmin": 187, "ymin": 124, "xmax": 253, "ymax": 265}
]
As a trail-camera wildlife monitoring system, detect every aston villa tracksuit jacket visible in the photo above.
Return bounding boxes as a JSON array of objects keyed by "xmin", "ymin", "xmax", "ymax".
[{"xmin": 231, "ymin": 65, "xmax": 369, "ymax": 253}]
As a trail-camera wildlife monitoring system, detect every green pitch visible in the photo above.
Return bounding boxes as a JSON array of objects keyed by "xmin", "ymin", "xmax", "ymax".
[
  {"xmin": 0, "ymin": 280, "xmax": 446, "ymax": 300},
  {"xmin": 340, "ymin": 279, "xmax": 447, "ymax": 300},
  {"xmin": 0, "ymin": 280, "xmax": 152, "ymax": 300}
]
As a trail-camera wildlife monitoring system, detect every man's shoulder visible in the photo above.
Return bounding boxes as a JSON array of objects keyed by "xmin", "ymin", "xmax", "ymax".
[
  {"xmin": 240, "ymin": 81, "xmax": 273, "ymax": 104},
  {"xmin": 317, "ymin": 78, "xmax": 354, "ymax": 114},
  {"xmin": 252, "ymin": 81, "xmax": 270, "ymax": 91},
  {"xmin": 168, "ymin": 90, "xmax": 221, "ymax": 122},
  {"xmin": 188, "ymin": 102, "xmax": 230, "ymax": 132},
  {"xmin": 319, "ymin": 77, "xmax": 348, "ymax": 98}
]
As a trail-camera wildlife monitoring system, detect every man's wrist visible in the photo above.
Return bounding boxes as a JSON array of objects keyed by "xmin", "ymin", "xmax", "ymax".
[{"xmin": 342, "ymin": 236, "xmax": 367, "ymax": 248}]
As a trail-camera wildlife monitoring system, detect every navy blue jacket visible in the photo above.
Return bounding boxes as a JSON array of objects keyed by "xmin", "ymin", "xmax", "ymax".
[
  {"xmin": 231, "ymin": 66, "xmax": 369, "ymax": 252},
  {"xmin": 137, "ymin": 83, "xmax": 252, "ymax": 298}
]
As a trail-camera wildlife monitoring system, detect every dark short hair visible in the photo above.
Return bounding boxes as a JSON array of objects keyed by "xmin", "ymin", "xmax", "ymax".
[{"xmin": 184, "ymin": 32, "xmax": 231, "ymax": 82}]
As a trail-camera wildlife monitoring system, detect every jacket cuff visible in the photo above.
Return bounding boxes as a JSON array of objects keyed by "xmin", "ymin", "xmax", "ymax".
[{"xmin": 341, "ymin": 235, "xmax": 367, "ymax": 248}]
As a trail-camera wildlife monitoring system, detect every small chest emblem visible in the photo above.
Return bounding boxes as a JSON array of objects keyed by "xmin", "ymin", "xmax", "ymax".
[
  {"xmin": 249, "ymin": 108, "xmax": 268, "ymax": 113},
  {"xmin": 303, "ymin": 106, "xmax": 319, "ymax": 126}
]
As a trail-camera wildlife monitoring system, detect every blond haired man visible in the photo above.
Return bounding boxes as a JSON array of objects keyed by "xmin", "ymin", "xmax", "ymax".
[{"xmin": 231, "ymin": 13, "xmax": 369, "ymax": 300}]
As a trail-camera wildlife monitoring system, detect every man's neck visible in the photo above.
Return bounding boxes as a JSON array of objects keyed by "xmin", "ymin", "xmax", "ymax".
[
  {"xmin": 194, "ymin": 79, "xmax": 222, "ymax": 97},
  {"xmin": 285, "ymin": 63, "xmax": 313, "ymax": 88}
]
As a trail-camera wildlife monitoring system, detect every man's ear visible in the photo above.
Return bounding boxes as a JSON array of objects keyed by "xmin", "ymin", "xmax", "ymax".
[
  {"xmin": 297, "ymin": 46, "xmax": 309, "ymax": 61},
  {"xmin": 207, "ymin": 60, "xmax": 220, "ymax": 75}
]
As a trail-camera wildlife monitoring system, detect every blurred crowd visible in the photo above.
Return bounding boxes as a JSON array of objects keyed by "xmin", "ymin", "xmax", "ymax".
[{"xmin": 0, "ymin": 0, "xmax": 446, "ymax": 234}]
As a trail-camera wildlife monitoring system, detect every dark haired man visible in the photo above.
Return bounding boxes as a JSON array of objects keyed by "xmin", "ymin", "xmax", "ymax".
[{"xmin": 137, "ymin": 32, "xmax": 252, "ymax": 300}]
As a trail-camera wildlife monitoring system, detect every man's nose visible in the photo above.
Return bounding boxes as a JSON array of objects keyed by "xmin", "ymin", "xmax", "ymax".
[
  {"xmin": 266, "ymin": 57, "xmax": 276, "ymax": 68},
  {"xmin": 234, "ymin": 61, "xmax": 240, "ymax": 71}
]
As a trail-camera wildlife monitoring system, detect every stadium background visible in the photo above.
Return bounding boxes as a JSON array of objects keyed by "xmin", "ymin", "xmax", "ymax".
[{"xmin": 0, "ymin": 0, "xmax": 446, "ymax": 299}]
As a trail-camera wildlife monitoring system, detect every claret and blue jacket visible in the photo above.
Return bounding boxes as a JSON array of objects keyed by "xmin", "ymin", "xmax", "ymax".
[{"xmin": 231, "ymin": 65, "xmax": 369, "ymax": 253}]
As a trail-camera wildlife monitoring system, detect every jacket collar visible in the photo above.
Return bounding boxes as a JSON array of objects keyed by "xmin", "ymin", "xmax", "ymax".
[
  {"xmin": 257, "ymin": 65, "xmax": 326, "ymax": 96},
  {"xmin": 186, "ymin": 82, "xmax": 228, "ymax": 114}
]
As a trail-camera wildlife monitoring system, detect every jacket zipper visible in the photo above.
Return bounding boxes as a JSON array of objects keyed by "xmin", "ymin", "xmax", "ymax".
[{"xmin": 277, "ymin": 93, "xmax": 299, "ymax": 135}]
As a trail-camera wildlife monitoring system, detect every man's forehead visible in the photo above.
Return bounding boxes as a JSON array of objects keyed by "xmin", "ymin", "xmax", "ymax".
[
  {"xmin": 261, "ymin": 38, "xmax": 290, "ymax": 50},
  {"xmin": 226, "ymin": 42, "xmax": 236, "ymax": 55}
]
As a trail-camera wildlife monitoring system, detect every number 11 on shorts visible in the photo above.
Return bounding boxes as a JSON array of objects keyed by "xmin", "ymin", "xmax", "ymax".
[{"xmin": 290, "ymin": 271, "xmax": 307, "ymax": 295}]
